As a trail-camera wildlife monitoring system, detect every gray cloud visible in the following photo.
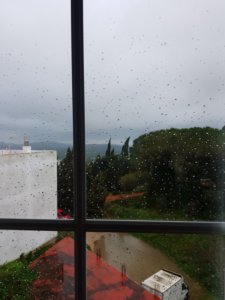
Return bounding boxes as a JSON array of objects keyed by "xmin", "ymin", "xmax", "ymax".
[
  {"xmin": 84, "ymin": 0, "xmax": 225, "ymax": 143},
  {"xmin": 0, "ymin": 0, "xmax": 72, "ymax": 143},
  {"xmin": 0, "ymin": 0, "xmax": 225, "ymax": 144}
]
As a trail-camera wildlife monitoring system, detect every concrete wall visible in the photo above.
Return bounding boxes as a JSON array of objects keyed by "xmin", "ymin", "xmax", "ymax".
[{"xmin": 0, "ymin": 150, "xmax": 57, "ymax": 265}]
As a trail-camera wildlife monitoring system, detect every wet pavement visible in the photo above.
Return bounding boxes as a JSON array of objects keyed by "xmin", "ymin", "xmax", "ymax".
[{"xmin": 29, "ymin": 236, "xmax": 160, "ymax": 300}]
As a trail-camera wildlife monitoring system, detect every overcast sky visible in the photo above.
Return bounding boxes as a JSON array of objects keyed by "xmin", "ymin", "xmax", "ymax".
[{"xmin": 1, "ymin": 0, "xmax": 225, "ymax": 145}]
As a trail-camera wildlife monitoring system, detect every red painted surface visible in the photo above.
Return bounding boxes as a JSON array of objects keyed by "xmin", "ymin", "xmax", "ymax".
[
  {"xmin": 57, "ymin": 208, "xmax": 71, "ymax": 219},
  {"xmin": 29, "ymin": 237, "xmax": 160, "ymax": 300}
]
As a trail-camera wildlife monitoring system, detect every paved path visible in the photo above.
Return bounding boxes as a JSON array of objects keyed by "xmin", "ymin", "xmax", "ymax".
[{"xmin": 105, "ymin": 192, "xmax": 144, "ymax": 202}]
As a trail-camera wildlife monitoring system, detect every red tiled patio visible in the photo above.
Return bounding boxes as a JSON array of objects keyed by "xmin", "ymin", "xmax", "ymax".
[{"xmin": 29, "ymin": 237, "xmax": 160, "ymax": 300}]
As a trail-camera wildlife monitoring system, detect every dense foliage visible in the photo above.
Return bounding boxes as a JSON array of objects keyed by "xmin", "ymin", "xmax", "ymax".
[
  {"xmin": 131, "ymin": 127, "xmax": 225, "ymax": 220},
  {"xmin": 57, "ymin": 138, "xmax": 133, "ymax": 217},
  {"xmin": 0, "ymin": 260, "xmax": 36, "ymax": 300},
  {"xmin": 86, "ymin": 138, "xmax": 132, "ymax": 217},
  {"xmin": 0, "ymin": 240, "xmax": 57, "ymax": 300},
  {"xmin": 58, "ymin": 127, "xmax": 225, "ymax": 220},
  {"xmin": 57, "ymin": 147, "xmax": 73, "ymax": 215}
]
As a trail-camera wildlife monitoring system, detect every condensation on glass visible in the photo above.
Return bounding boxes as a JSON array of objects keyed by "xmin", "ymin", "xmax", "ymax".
[
  {"xmin": 0, "ymin": 0, "xmax": 74, "ymax": 219},
  {"xmin": 84, "ymin": 0, "xmax": 225, "ymax": 221},
  {"xmin": 86, "ymin": 232, "xmax": 224, "ymax": 300},
  {"xmin": 0, "ymin": 230, "xmax": 74, "ymax": 299}
]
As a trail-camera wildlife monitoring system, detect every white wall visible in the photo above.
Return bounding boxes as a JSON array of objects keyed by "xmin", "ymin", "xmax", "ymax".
[{"xmin": 0, "ymin": 150, "xmax": 57, "ymax": 265}]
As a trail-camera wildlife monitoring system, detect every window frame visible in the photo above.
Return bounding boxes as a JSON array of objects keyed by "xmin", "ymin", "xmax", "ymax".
[{"xmin": 0, "ymin": 1, "xmax": 225, "ymax": 299}]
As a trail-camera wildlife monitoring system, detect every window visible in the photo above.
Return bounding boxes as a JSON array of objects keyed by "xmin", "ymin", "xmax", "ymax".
[{"xmin": 0, "ymin": 1, "xmax": 225, "ymax": 299}]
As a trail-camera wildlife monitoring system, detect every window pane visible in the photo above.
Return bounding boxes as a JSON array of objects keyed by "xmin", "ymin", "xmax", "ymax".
[
  {"xmin": 86, "ymin": 232, "xmax": 224, "ymax": 300},
  {"xmin": 0, "ymin": 0, "xmax": 74, "ymax": 219},
  {"xmin": 0, "ymin": 230, "xmax": 74, "ymax": 299},
  {"xmin": 84, "ymin": 0, "xmax": 225, "ymax": 221}
]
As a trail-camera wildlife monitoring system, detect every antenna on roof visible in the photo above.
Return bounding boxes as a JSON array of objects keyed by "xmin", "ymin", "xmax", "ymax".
[{"xmin": 24, "ymin": 134, "xmax": 30, "ymax": 146}]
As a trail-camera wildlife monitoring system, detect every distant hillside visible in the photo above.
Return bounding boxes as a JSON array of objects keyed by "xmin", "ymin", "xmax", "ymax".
[
  {"xmin": 86, "ymin": 144, "xmax": 122, "ymax": 161},
  {"xmin": 0, "ymin": 141, "xmax": 71, "ymax": 160},
  {"xmin": 31, "ymin": 141, "xmax": 72, "ymax": 159},
  {"xmin": 0, "ymin": 142, "xmax": 21, "ymax": 150},
  {"xmin": 0, "ymin": 141, "xmax": 121, "ymax": 161}
]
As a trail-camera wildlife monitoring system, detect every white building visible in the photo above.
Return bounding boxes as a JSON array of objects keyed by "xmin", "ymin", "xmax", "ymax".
[{"xmin": 0, "ymin": 141, "xmax": 57, "ymax": 265}]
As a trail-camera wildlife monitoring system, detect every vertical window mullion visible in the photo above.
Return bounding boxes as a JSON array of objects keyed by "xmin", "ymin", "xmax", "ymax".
[{"xmin": 71, "ymin": 0, "xmax": 86, "ymax": 299}]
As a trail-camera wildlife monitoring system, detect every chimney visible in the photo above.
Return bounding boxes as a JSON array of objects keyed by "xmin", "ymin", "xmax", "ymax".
[{"xmin": 22, "ymin": 134, "xmax": 31, "ymax": 153}]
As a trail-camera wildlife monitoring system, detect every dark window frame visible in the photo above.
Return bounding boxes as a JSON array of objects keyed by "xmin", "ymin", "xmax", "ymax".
[{"xmin": 0, "ymin": 1, "xmax": 225, "ymax": 299}]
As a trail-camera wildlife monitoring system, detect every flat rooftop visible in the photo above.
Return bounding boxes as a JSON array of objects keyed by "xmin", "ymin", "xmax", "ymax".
[
  {"xmin": 0, "ymin": 149, "xmax": 55, "ymax": 155},
  {"xmin": 142, "ymin": 269, "xmax": 181, "ymax": 293}
]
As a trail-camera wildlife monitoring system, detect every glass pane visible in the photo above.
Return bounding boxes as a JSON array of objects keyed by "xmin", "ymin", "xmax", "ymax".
[
  {"xmin": 0, "ymin": 0, "xmax": 74, "ymax": 218},
  {"xmin": 84, "ymin": 0, "xmax": 225, "ymax": 221},
  {"xmin": 0, "ymin": 230, "xmax": 74, "ymax": 299},
  {"xmin": 86, "ymin": 232, "xmax": 224, "ymax": 300}
]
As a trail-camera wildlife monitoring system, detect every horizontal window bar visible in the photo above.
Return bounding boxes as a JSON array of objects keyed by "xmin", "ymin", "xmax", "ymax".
[
  {"xmin": 0, "ymin": 218, "xmax": 225, "ymax": 234},
  {"xmin": 85, "ymin": 219, "xmax": 225, "ymax": 234},
  {"xmin": 0, "ymin": 219, "xmax": 75, "ymax": 231}
]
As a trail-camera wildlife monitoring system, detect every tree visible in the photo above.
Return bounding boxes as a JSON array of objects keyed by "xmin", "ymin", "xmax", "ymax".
[
  {"xmin": 131, "ymin": 127, "xmax": 225, "ymax": 219},
  {"xmin": 105, "ymin": 138, "xmax": 114, "ymax": 157},
  {"xmin": 57, "ymin": 147, "xmax": 73, "ymax": 215},
  {"xmin": 121, "ymin": 137, "xmax": 130, "ymax": 158},
  {"xmin": 119, "ymin": 172, "xmax": 138, "ymax": 192},
  {"xmin": 86, "ymin": 172, "xmax": 107, "ymax": 218}
]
